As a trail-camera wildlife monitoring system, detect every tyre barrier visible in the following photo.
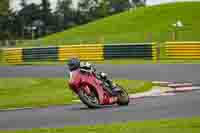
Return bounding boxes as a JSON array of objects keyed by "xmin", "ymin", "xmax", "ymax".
[
  {"xmin": 2, "ymin": 43, "xmax": 157, "ymax": 64},
  {"xmin": 2, "ymin": 48, "xmax": 23, "ymax": 64},
  {"xmin": 59, "ymin": 44, "xmax": 104, "ymax": 61},
  {"xmin": 104, "ymin": 43, "xmax": 157, "ymax": 60},
  {"xmin": 165, "ymin": 41, "xmax": 200, "ymax": 59},
  {"xmin": 23, "ymin": 47, "xmax": 58, "ymax": 61}
]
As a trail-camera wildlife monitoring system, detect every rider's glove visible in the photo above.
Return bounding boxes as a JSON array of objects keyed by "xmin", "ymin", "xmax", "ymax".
[{"xmin": 100, "ymin": 72, "xmax": 108, "ymax": 79}]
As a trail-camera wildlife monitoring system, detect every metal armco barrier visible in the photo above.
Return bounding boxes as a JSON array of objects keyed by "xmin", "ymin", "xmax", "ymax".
[
  {"xmin": 58, "ymin": 44, "xmax": 104, "ymax": 61},
  {"xmin": 165, "ymin": 41, "xmax": 200, "ymax": 59},
  {"xmin": 2, "ymin": 43, "xmax": 157, "ymax": 64},
  {"xmin": 104, "ymin": 43, "xmax": 157, "ymax": 60}
]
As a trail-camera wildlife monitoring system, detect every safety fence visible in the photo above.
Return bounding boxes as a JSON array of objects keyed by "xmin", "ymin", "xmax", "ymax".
[
  {"xmin": 165, "ymin": 41, "xmax": 200, "ymax": 59},
  {"xmin": 1, "ymin": 43, "xmax": 157, "ymax": 64}
]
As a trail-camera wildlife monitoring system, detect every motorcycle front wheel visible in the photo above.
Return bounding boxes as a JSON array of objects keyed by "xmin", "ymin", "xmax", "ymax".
[
  {"xmin": 78, "ymin": 87, "xmax": 102, "ymax": 108},
  {"xmin": 116, "ymin": 85, "xmax": 130, "ymax": 106}
]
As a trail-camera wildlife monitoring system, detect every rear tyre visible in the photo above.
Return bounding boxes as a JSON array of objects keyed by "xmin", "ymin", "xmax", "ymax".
[
  {"xmin": 78, "ymin": 87, "xmax": 102, "ymax": 108},
  {"xmin": 116, "ymin": 85, "xmax": 129, "ymax": 106}
]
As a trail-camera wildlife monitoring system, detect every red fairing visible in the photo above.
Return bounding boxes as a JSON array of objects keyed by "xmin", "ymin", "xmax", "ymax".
[
  {"xmin": 68, "ymin": 69, "xmax": 117, "ymax": 105},
  {"xmin": 68, "ymin": 69, "xmax": 82, "ymax": 93}
]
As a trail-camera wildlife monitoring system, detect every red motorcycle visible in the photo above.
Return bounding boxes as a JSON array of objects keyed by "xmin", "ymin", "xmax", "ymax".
[{"xmin": 68, "ymin": 68, "xmax": 129, "ymax": 108}]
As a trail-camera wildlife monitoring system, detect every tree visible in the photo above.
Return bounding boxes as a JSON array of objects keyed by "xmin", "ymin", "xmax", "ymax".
[
  {"xmin": 20, "ymin": 0, "xmax": 27, "ymax": 8},
  {"xmin": 13, "ymin": 3, "xmax": 44, "ymax": 39},
  {"xmin": 77, "ymin": 0, "xmax": 131, "ymax": 23},
  {"xmin": 78, "ymin": 0, "xmax": 93, "ymax": 22},
  {"xmin": 41, "ymin": 0, "xmax": 52, "ymax": 35},
  {"xmin": 2, "ymin": 0, "xmax": 56, "ymax": 40},
  {"xmin": 93, "ymin": 0, "xmax": 110, "ymax": 18},
  {"xmin": 131, "ymin": 0, "xmax": 146, "ymax": 7},
  {"xmin": 77, "ymin": 0, "xmax": 109, "ymax": 23},
  {"xmin": 0, "ymin": 0, "xmax": 10, "ymax": 41},
  {"xmin": 0, "ymin": 0, "xmax": 9, "ymax": 15},
  {"xmin": 55, "ymin": 0, "xmax": 74, "ymax": 30},
  {"xmin": 0, "ymin": 9, "xmax": 17, "ymax": 40},
  {"xmin": 108, "ymin": 0, "xmax": 131, "ymax": 14},
  {"xmin": 18, "ymin": 0, "xmax": 28, "ymax": 39}
]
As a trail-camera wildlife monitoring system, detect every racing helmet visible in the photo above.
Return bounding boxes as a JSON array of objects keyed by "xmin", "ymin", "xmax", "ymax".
[{"xmin": 67, "ymin": 57, "xmax": 80, "ymax": 71}]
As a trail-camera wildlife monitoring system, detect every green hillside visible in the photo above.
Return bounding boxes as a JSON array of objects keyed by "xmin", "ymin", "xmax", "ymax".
[{"xmin": 40, "ymin": 2, "xmax": 200, "ymax": 45}]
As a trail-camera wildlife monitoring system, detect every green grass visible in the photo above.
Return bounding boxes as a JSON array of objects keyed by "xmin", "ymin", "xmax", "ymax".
[
  {"xmin": 0, "ymin": 49, "xmax": 2, "ymax": 63},
  {"xmin": 1, "ymin": 117, "xmax": 200, "ymax": 133},
  {"xmin": 0, "ymin": 78, "xmax": 152, "ymax": 109},
  {"xmin": 1, "ymin": 58, "xmax": 200, "ymax": 66},
  {"xmin": 103, "ymin": 59, "xmax": 200, "ymax": 64},
  {"xmin": 17, "ymin": 2, "xmax": 200, "ymax": 47}
]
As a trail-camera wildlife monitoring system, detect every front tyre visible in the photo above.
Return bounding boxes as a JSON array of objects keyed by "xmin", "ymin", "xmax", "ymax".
[
  {"xmin": 116, "ymin": 85, "xmax": 129, "ymax": 106},
  {"xmin": 78, "ymin": 87, "xmax": 102, "ymax": 108}
]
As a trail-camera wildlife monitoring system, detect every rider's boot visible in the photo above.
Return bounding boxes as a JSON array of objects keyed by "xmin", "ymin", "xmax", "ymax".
[
  {"xmin": 106, "ymin": 80, "xmax": 121, "ymax": 95},
  {"xmin": 99, "ymin": 72, "xmax": 121, "ymax": 95}
]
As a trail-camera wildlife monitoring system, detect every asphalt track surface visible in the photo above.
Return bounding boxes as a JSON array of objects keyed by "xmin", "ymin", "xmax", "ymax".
[
  {"xmin": 0, "ymin": 91, "xmax": 200, "ymax": 130},
  {"xmin": 0, "ymin": 64, "xmax": 200, "ymax": 83}
]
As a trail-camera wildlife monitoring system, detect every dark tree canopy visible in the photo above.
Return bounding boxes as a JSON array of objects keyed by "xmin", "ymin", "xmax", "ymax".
[
  {"xmin": 0, "ymin": 0, "xmax": 146, "ymax": 41},
  {"xmin": 0, "ymin": 0, "xmax": 9, "ymax": 15}
]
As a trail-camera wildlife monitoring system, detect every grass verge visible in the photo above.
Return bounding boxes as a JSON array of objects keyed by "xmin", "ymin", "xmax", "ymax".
[
  {"xmin": 1, "ymin": 117, "xmax": 200, "ymax": 133},
  {"xmin": 1, "ymin": 59, "xmax": 200, "ymax": 66},
  {"xmin": 0, "ymin": 49, "xmax": 2, "ymax": 63},
  {"xmin": 0, "ymin": 78, "xmax": 152, "ymax": 109}
]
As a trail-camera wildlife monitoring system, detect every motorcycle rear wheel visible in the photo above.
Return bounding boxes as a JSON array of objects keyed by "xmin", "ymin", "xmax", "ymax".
[
  {"xmin": 78, "ymin": 87, "xmax": 102, "ymax": 108},
  {"xmin": 116, "ymin": 85, "xmax": 129, "ymax": 106}
]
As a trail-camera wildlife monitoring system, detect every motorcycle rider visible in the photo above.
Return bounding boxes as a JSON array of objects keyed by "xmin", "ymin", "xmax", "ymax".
[{"xmin": 67, "ymin": 57, "xmax": 120, "ymax": 93}]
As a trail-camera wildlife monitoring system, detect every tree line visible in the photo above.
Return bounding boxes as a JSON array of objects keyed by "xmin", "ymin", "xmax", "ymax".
[{"xmin": 0, "ymin": 0, "xmax": 145, "ymax": 40}]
